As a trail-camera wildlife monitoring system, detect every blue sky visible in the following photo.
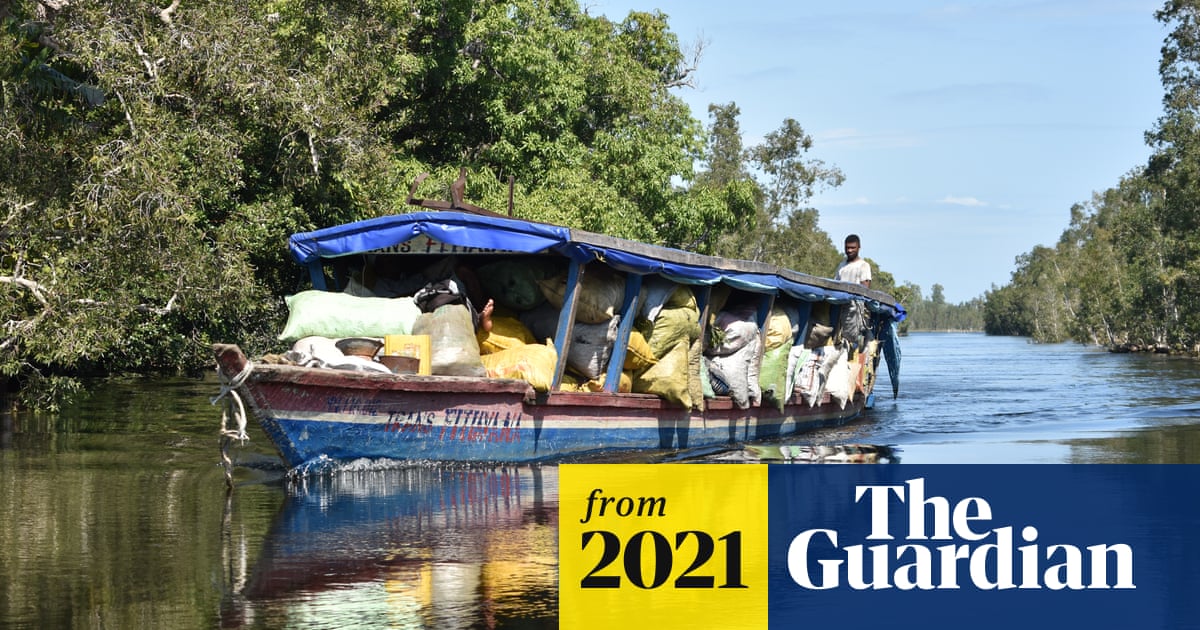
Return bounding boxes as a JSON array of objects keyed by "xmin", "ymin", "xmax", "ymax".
[{"xmin": 591, "ymin": 0, "xmax": 1165, "ymax": 304}]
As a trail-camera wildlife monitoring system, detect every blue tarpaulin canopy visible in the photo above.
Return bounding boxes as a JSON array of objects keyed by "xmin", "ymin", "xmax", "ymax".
[{"xmin": 289, "ymin": 211, "xmax": 907, "ymax": 322}]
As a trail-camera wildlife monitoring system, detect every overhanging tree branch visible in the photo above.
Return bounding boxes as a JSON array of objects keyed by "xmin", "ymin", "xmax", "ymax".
[
  {"xmin": 0, "ymin": 276, "xmax": 48, "ymax": 306},
  {"xmin": 159, "ymin": 0, "xmax": 180, "ymax": 25}
]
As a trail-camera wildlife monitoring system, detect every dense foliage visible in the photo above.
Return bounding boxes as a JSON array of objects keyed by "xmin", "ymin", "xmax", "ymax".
[
  {"xmin": 2, "ymin": 0, "xmax": 904, "ymax": 407},
  {"xmin": 984, "ymin": 1, "xmax": 1200, "ymax": 352}
]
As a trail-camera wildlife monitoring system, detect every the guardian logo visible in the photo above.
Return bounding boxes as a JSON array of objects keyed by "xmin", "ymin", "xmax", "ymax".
[{"xmin": 787, "ymin": 478, "xmax": 1135, "ymax": 591}]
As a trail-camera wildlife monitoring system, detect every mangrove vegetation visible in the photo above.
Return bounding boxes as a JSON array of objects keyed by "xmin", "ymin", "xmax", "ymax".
[
  {"xmin": 1, "ymin": 0, "xmax": 892, "ymax": 406},
  {"xmin": 985, "ymin": 1, "xmax": 1200, "ymax": 353}
]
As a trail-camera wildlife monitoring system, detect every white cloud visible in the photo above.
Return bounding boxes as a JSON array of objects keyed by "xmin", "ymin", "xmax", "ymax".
[{"xmin": 937, "ymin": 195, "xmax": 988, "ymax": 207}]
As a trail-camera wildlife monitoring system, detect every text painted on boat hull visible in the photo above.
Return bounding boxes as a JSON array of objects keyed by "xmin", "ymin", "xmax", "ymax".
[{"xmin": 381, "ymin": 409, "xmax": 523, "ymax": 443}]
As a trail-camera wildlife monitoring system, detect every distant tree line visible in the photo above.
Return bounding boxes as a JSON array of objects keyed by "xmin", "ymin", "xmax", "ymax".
[
  {"xmin": 893, "ymin": 283, "xmax": 984, "ymax": 333},
  {"xmin": 984, "ymin": 2, "xmax": 1200, "ymax": 353},
  {"xmin": 1, "ymin": 0, "xmax": 907, "ymax": 407}
]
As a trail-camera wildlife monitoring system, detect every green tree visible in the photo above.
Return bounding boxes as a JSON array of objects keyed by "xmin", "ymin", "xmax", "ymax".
[
  {"xmin": 895, "ymin": 283, "xmax": 983, "ymax": 332},
  {"xmin": 2, "ymin": 1, "xmax": 287, "ymax": 405},
  {"xmin": 381, "ymin": 2, "xmax": 712, "ymax": 245},
  {"xmin": 0, "ymin": 0, "xmax": 718, "ymax": 405},
  {"xmin": 983, "ymin": 283, "xmax": 1029, "ymax": 337},
  {"xmin": 700, "ymin": 113, "xmax": 844, "ymax": 275},
  {"xmin": 0, "ymin": 0, "xmax": 905, "ymax": 407},
  {"xmin": 989, "ymin": 245, "xmax": 1074, "ymax": 341},
  {"xmin": 675, "ymin": 102, "xmax": 757, "ymax": 253},
  {"xmin": 985, "ymin": 1, "xmax": 1200, "ymax": 351},
  {"xmin": 744, "ymin": 118, "xmax": 843, "ymax": 273}
]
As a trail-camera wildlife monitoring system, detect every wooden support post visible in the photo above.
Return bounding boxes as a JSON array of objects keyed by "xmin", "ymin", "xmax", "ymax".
[
  {"xmin": 604, "ymin": 274, "xmax": 643, "ymax": 392},
  {"xmin": 755, "ymin": 292, "xmax": 777, "ymax": 353},
  {"xmin": 793, "ymin": 300, "xmax": 814, "ymax": 346},
  {"xmin": 551, "ymin": 260, "xmax": 585, "ymax": 390},
  {"xmin": 695, "ymin": 283, "xmax": 714, "ymax": 351},
  {"xmin": 307, "ymin": 261, "xmax": 327, "ymax": 291}
]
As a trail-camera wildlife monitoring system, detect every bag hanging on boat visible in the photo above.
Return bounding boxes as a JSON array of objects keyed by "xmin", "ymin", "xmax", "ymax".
[
  {"xmin": 644, "ymin": 304, "xmax": 701, "ymax": 360},
  {"xmin": 840, "ymin": 300, "xmax": 869, "ymax": 350},
  {"xmin": 764, "ymin": 305, "xmax": 794, "ymax": 350},
  {"xmin": 687, "ymin": 337, "xmax": 705, "ymax": 412},
  {"xmin": 707, "ymin": 335, "xmax": 758, "ymax": 409},
  {"xmin": 825, "ymin": 348, "xmax": 854, "ymax": 410},
  {"xmin": 803, "ymin": 322, "xmax": 834, "ymax": 349},
  {"xmin": 707, "ymin": 306, "xmax": 758, "ymax": 357},
  {"xmin": 786, "ymin": 345, "xmax": 812, "ymax": 395},
  {"xmin": 759, "ymin": 344, "xmax": 791, "ymax": 411},
  {"xmin": 796, "ymin": 346, "xmax": 826, "ymax": 407},
  {"xmin": 623, "ymin": 330, "xmax": 658, "ymax": 372}
]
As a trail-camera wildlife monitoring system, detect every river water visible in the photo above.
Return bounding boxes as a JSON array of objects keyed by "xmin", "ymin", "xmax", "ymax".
[{"xmin": 2, "ymin": 332, "xmax": 1198, "ymax": 628}]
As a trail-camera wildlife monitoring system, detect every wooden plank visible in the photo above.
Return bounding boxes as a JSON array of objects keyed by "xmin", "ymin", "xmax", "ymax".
[{"xmin": 542, "ymin": 391, "xmax": 671, "ymax": 409}]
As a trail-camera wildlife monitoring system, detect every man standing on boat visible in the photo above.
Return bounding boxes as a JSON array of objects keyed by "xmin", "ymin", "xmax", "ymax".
[{"xmin": 835, "ymin": 234, "xmax": 871, "ymax": 288}]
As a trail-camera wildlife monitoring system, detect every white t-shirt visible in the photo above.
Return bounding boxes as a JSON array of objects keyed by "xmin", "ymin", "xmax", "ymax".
[{"xmin": 835, "ymin": 258, "xmax": 871, "ymax": 286}]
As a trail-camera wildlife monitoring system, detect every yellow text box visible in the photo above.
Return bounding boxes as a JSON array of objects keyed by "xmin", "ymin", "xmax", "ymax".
[{"xmin": 559, "ymin": 464, "xmax": 768, "ymax": 629}]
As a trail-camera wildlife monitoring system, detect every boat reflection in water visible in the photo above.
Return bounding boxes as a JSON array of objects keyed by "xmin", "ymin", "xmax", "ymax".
[
  {"xmin": 222, "ymin": 464, "xmax": 558, "ymax": 629},
  {"xmin": 711, "ymin": 443, "xmax": 899, "ymax": 464},
  {"xmin": 217, "ymin": 447, "xmax": 892, "ymax": 627}
]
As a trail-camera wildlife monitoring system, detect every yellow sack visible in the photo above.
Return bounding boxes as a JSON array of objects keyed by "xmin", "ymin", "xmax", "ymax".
[
  {"xmin": 857, "ymin": 340, "xmax": 878, "ymax": 394},
  {"xmin": 558, "ymin": 373, "xmax": 585, "ymax": 392},
  {"xmin": 664, "ymin": 285, "xmax": 698, "ymax": 311},
  {"xmin": 481, "ymin": 342, "xmax": 558, "ymax": 393},
  {"xmin": 624, "ymin": 330, "xmax": 658, "ymax": 372},
  {"xmin": 560, "ymin": 370, "xmax": 633, "ymax": 393},
  {"xmin": 764, "ymin": 305, "xmax": 794, "ymax": 350},
  {"xmin": 477, "ymin": 315, "xmax": 537, "ymax": 355},
  {"xmin": 633, "ymin": 339, "xmax": 692, "ymax": 408}
]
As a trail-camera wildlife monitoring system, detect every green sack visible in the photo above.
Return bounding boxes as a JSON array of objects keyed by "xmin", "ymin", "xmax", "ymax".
[
  {"xmin": 646, "ymin": 305, "xmax": 701, "ymax": 359},
  {"xmin": 759, "ymin": 344, "xmax": 791, "ymax": 412},
  {"xmin": 633, "ymin": 339, "xmax": 692, "ymax": 408},
  {"xmin": 278, "ymin": 291, "xmax": 422, "ymax": 342},
  {"xmin": 476, "ymin": 259, "xmax": 554, "ymax": 311}
]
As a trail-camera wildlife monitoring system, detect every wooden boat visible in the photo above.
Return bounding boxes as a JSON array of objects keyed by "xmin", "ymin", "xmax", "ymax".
[{"xmin": 213, "ymin": 200, "xmax": 905, "ymax": 468}]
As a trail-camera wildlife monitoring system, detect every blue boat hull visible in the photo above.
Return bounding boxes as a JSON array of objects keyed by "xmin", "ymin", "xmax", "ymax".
[{"xmin": 217, "ymin": 345, "xmax": 868, "ymax": 468}]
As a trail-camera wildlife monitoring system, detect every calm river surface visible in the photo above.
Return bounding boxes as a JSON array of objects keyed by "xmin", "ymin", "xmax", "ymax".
[{"xmin": 2, "ymin": 332, "xmax": 1199, "ymax": 628}]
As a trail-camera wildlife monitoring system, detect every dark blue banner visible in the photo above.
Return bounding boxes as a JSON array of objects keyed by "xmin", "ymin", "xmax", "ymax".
[{"xmin": 767, "ymin": 465, "xmax": 1200, "ymax": 630}]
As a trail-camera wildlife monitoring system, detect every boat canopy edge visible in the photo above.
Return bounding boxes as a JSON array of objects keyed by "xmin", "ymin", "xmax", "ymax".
[{"xmin": 288, "ymin": 211, "xmax": 906, "ymax": 321}]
